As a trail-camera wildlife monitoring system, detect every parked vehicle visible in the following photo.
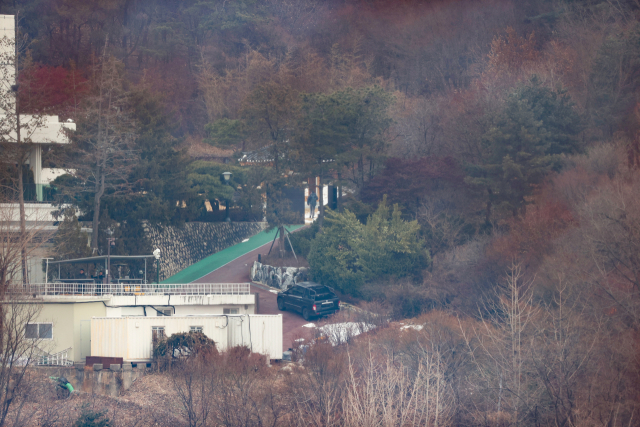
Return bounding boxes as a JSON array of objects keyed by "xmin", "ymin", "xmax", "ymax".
[{"xmin": 277, "ymin": 282, "xmax": 340, "ymax": 321}]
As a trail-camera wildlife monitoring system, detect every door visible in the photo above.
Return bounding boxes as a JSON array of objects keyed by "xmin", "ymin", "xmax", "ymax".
[
  {"xmin": 80, "ymin": 320, "xmax": 91, "ymax": 361},
  {"xmin": 289, "ymin": 287, "xmax": 304, "ymax": 312}
]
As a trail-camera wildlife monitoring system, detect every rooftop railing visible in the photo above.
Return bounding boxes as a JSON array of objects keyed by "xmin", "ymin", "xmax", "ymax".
[{"xmin": 9, "ymin": 282, "xmax": 251, "ymax": 297}]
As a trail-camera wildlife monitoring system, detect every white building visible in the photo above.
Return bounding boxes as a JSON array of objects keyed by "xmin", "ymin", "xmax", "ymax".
[
  {"xmin": 0, "ymin": 15, "xmax": 78, "ymax": 283},
  {"xmin": 91, "ymin": 314, "xmax": 283, "ymax": 362},
  {"xmin": 12, "ymin": 282, "xmax": 258, "ymax": 363}
]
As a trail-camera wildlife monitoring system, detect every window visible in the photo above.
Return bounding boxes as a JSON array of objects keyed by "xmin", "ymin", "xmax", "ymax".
[
  {"xmin": 152, "ymin": 326, "xmax": 165, "ymax": 342},
  {"xmin": 25, "ymin": 323, "xmax": 53, "ymax": 339},
  {"xmin": 190, "ymin": 326, "xmax": 203, "ymax": 333},
  {"xmin": 161, "ymin": 309, "xmax": 172, "ymax": 316},
  {"xmin": 223, "ymin": 308, "xmax": 239, "ymax": 315}
]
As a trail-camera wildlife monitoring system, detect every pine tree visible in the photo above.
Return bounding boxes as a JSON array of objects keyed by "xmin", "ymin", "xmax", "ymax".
[{"xmin": 466, "ymin": 78, "xmax": 583, "ymax": 219}]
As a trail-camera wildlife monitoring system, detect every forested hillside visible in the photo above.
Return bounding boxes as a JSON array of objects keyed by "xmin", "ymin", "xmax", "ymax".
[{"xmin": 3, "ymin": 0, "xmax": 640, "ymax": 424}]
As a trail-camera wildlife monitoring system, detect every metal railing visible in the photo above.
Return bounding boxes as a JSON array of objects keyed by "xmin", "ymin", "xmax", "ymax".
[
  {"xmin": 36, "ymin": 347, "xmax": 73, "ymax": 366},
  {"xmin": 10, "ymin": 282, "xmax": 251, "ymax": 296}
]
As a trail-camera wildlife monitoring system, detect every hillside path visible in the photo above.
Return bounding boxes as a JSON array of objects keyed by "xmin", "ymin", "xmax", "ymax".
[{"xmin": 192, "ymin": 228, "xmax": 313, "ymax": 352}]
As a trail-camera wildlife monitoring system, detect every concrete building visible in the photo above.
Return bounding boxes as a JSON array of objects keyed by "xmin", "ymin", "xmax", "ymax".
[
  {"xmin": 0, "ymin": 14, "xmax": 78, "ymax": 283},
  {"xmin": 12, "ymin": 282, "xmax": 258, "ymax": 363}
]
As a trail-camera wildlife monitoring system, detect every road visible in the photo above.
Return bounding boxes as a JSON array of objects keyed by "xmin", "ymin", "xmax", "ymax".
[{"xmin": 193, "ymin": 241, "xmax": 313, "ymax": 351}]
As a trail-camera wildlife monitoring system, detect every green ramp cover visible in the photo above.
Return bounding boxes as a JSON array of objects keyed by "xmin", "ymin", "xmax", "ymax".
[{"xmin": 161, "ymin": 225, "xmax": 304, "ymax": 284}]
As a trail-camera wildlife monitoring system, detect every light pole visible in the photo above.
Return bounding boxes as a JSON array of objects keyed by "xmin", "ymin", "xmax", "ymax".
[
  {"xmin": 222, "ymin": 171, "xmax": 232, "ymax": 222},
  {"xmin": 106, "ymin": 228, "xmax": 115, "ymax": 284},
  {"xmin": 153, "ymin": 248, "xmax": 161, "ymax": 285}
]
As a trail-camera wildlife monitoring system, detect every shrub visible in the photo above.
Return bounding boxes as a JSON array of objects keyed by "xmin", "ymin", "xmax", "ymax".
[
  {"xmin": 73, "ymin": 404, "xmax": 110, "ymax": 427},
  {"xmin": 153, "ymin": 331, "xmax": 217, "ymax": 361},
  {"xmin": 308, "ymin": 198, "xmax": 429, "ymax": 296},
  {"xmin": 287, "ymin": 219, "xmax": 320, "ymax": 258}
]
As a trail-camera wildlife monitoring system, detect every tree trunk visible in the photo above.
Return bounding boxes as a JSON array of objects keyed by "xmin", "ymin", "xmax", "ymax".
[
  {"xmin": 337, "ymin": 172, "xmax": 343, "ymax": 213},
  {"xmin": 91, "ymin": 173, "xmax": 105, "ymax": 250},
  {"xmin": 318, "ymin": 173, "xmax": 324, "ymax": 228},
  {"xmin": 358, "ymin": 154, "xmax": 364, "ymax": 195},
  {"xmin": 278, "ymin": 225, "xmax": 285, "ymax": 258},
  {"xmin": 485, "ymin": 188, "xmax": 493, "ymax": 223}
]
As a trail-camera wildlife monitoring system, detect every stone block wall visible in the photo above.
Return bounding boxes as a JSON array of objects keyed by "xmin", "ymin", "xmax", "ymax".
[
  {"xmin": 144, "ymin": 222, "xmax": 266, "ymax": 280},
  {"xmin": 251, "ymin": 261, "xmax": 309, "ymax": 290},
  {"xmin": 36, "ymin": 363, "xmax": 148, "ymax": 398}
]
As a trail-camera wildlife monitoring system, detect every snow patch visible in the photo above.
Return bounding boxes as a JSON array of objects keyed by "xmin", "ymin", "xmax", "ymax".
[
  {"xmin": 318, "ymin": 322, "xmax": 376, "ymax": 345},
  {"xmin": 302, "ymin": 323, "xmax": 316, "ymax": 328},
  {"xmin": 269, "ymin": 290, "xmax": 279, "ymax": 294},
  {"xmin": 400, "ymin": 324, "xmax": 424, "ymax": 331}
]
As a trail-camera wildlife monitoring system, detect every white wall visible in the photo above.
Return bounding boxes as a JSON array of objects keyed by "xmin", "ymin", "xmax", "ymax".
[{"xmin": 91, "ymin": 315, "xmax": 282, "ymax": 361}]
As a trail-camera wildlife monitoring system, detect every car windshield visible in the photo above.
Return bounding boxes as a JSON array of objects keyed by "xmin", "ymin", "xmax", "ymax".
[{"xmin": 309, "ymin": 286, "xmax": 335, "ymax": 300}]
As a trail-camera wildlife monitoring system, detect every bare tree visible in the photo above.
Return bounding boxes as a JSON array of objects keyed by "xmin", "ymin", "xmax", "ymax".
[
  {"xmin": 344, "ymin": 347, "xmax": 452, "ymax": 427},
  {"xmin": 287, "ymin": 342, "xmax": 345, "ymax": 427},
  {"xmin": 170, "ymin": 357, "xmax": 217, "ymax": 427},
  {"xmin": 460, "ymin": 263, "xmax": 543, "ymax": 425},
  {"xmin": 0, "ymin": 297, "xmax": 43, "ymax": 427},
  {"xmin": 64, "ymin": 52, "xmax": 137, "ymax": 251}
]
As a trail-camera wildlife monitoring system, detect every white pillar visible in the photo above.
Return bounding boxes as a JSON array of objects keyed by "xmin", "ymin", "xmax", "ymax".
[{"xmin": 29, "ymin": 144, "xmax": 42, "ymax": 201}]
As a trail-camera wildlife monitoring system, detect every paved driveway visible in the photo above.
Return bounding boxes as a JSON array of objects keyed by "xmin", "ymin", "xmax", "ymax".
[{"xmin": 194, "ymin": 239, "xmax": 313, "ymax": 351}]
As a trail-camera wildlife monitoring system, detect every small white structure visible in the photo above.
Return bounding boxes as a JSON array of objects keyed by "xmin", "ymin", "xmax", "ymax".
[{"xmin": 91, "ymin": 315, "xmax": 283, "ymax": 361}]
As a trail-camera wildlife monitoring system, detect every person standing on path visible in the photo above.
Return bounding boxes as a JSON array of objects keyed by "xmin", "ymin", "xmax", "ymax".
[{"xmin": 307, "ymin": 191, "xmax": 318, "ymax": 218}]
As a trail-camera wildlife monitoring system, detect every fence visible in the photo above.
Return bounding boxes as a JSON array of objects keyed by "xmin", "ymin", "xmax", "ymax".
[
  {"xmin": 9, "ymin": 282, "xmax": 251, "ymax": 297},
  {"xmin": 36, "ymin": 347, "xmax": 73, "ymax": 366}
]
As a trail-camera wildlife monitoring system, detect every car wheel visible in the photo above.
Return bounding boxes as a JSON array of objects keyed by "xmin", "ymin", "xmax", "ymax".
[
  {"xmin": 302, "ymin": 308, "xmax": 311, "ymax": 321},
  {"xmin": 277, "ymin": 298, "xmax": 285, "ymax": 311}
]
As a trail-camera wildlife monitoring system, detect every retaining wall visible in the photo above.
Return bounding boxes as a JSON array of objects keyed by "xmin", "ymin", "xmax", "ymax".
[
  {"xmin": 251, "ymin": 261, "xmax": 310, "ymax": 290},
  {"xmin": 36, "ymin": 363, "xmax": 149, "ymax": 398},
  {"xmin": 144, "ymin": 222, "xmax": 266, "ymax": 280}
]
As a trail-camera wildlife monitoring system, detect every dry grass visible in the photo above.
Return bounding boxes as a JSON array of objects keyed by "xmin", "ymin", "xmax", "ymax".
[{"xmin": 6, "ymin": 371, "xmax": 185, "ymax": 427}]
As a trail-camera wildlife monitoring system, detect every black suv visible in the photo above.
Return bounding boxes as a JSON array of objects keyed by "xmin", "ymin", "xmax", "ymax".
[{"xmin": 277, "ymin": 282, "xmax": 340, "ymax": 320}]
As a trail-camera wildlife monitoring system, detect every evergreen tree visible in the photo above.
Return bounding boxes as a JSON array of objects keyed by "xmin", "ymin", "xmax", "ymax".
[
  {"xmin": 309, "ymin": 198, "xmax": 428, "ymax": 296},
  {"xmin": 466, "ymin": 78, "xmax": 583, "ymax": 219}
]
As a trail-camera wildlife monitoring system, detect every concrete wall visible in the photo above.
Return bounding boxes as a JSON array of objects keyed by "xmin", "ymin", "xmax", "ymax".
[{"xmin": 144, "ymin": 221, "xmax": 266, "ymax": 280}]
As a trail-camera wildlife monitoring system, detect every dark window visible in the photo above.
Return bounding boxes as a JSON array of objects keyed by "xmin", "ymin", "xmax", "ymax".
[
  {"xmin": 25, "ymin": 323, "xmax": 53, "ymax": 339},
  {"xmin": 39, "ymin": 324, "xmax": 53, "ymax": 339},
  {"xmin": 152, "ymin": 326, "xmax": 165, "ymax": 342},
  {"xmin": 25, "ymin": 324, "xmax": 38, "ymax": 339}
]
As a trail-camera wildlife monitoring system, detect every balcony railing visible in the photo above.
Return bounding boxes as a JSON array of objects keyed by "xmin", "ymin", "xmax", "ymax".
[
  {"xmin": 36, "ymin": 347, "xmax": 73, "ymax": 366},
  {"xmin": 10, "ymin": 282, "xmax": 251, "ymax": 296}
]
